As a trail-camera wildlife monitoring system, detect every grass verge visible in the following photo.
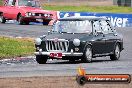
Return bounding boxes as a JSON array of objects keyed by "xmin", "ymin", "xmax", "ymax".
[
  {"xmin": 43, "ymin": 5, "xmax": 132, "ymax": 13},
  {"xmin": 0, "ymin": 0, "xmax": 2, "ymax": 5},
  {"xmin": 0, "ymin": 37, "xmax": 35, "ymax": 59}
]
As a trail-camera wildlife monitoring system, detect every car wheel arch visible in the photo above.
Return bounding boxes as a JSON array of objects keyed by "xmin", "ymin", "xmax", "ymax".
[
  {"xmin": 0, "ymin": 12, "xmax": 3, "ymax": 15},
  {"xmin": 17, "ymin": 13, "xmax": 21, "ymax": 21},
  {"xmin": 0, "ymin": 12, "xmax": 4, "ymax": 17}
]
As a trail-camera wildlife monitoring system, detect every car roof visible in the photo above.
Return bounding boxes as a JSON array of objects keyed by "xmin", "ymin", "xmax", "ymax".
[{"xmin": 59, "ymin": 16, "xmax": 108, "ymax": 21}]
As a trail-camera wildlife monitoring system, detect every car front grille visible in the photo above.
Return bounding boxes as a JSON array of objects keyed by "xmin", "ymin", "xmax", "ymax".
[
  {"xmin": 45, "ymin": 39, "xmax": 69, "ymax": 52},
  {"xmin": 35, "ymin": 13, "xmax": 51, "ymax": 17},
  {"xmin": 35, "ymin": 13, "xmax": 43, "ymax": 16}
]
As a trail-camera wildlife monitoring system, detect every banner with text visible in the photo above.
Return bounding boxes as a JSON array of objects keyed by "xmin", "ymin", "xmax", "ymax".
[{"xmin": 59, "ymin": 12, "xmax": 132, "ymax": 27}]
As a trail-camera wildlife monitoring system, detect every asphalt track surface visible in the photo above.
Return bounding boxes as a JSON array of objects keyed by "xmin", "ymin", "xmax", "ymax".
[{"xmin": 0, "ymin": 23, "xmax": 132, "ymax": 77}]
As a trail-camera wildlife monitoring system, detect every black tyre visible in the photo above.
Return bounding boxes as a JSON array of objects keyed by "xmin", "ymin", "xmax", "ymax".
[
  {"xmin": 25, "ymin": 21, "xmax": 29, "ymax": 25},
  {"xmin": 82, "ymin": 46, "xmax": 92, "ymax": 63},
  {"xmin": 43, "ymin": 20, "xmax": 49, "ymax": 25},
  {"xmin": 43, "ymin": 22, "xmax": 49, "ymax": 25},
  {"xmin": 17, "ymin": 14, "xmax": 24, "ymax": 25},
  {"xmin": 0, "ymin": 13, "xmax": 6, "ymax": 23},
  {"xmin": 76, "ymin": 76, "xmax": 87, "ymax": 85},
  {"xmin": 36, "ymin": 55, "xmax": 47, "ymax": 64},
  {"xmin": 110, "ymin": 44, "xmax": 120, "ymax": 60}
]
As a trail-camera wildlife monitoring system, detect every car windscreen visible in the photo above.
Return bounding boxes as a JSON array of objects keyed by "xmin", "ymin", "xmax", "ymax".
[
  {"xmin": 53, "ymin": 20, "xmax": 92, "ymax": 34},
  {"xmin": 18, "ymin": 0, "xmax": 40, "ymax": 7}
]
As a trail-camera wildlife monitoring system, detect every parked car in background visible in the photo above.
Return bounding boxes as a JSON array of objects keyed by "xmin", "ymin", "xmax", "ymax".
[
  {"xmin": 0, "ymin": 0, "xmax": 57, "ymax": 25},
  {"xmin": 34, "ymin": 16, "xmax": 124, "ymax": 64}
]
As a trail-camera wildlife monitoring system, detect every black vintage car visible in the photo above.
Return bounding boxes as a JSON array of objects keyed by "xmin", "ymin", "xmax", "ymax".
[{"xmin": 34, "ymin": 16, "xmax": 124, "ymax": 64}]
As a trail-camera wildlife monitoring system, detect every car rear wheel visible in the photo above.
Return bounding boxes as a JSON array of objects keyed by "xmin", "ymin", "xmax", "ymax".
[
  {"xmin": 0, "ymin": 13, "xmax": 6, "ymax": 23},
  {"xmin": 110, "ymin": 44, "xmax": 120, "ymax": 60},
  {"xmin": 82, "ymin": 46, "xmax": 92, "ymax": 63},
  {"xmin": 36, "ymin": 55, "xmax": 47, "ymax": 64}
]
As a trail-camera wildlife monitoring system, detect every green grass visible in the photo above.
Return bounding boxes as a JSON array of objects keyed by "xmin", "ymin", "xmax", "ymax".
[
  {"xmin": 0, "ymin": 37, "xmax": 35, "ymax": 59},
  {"xmin": 43, "ymin": 5, "xmax": 132, "ymax": 13},
  {"xmin": 0, "ymin": 0, "xmax": 2, "ymax": 5}
]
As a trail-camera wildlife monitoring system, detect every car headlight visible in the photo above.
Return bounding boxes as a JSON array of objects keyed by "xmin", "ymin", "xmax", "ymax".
[
  {"xmin": 47, "ymin": 14, "xmax": 50, "ymax": 17},
  {"xmin": 35, "ymin": 38, "xmax": 42, "ymax": 45},
  {"xmin": 32, "ymin": 13, "xmax": 35, "ymax": 16},
  {"xmin": 44, "ymin": 14, "xmax": 48, "ymax": 17},
  {"xmin": 25, "ymin": 12, "xmax": 32, "ymax": 17},
  {"xmin": 73, "ymin": 39, "xmax": 80, "ymax": 46},
  {"xmin": 44, "ymin": 14, "xmax": 51, "ymax": 17}
]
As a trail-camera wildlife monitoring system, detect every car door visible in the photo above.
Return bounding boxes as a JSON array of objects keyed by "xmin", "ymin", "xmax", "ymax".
[
  {"xmin": 4, "ymin": 0, "xmax": 17, "ymax": 19},
  {"xmin": 103, "ymin": 20, "xmax": 118, "ymax": 53},
  {"xmin": 91, "ymin": 20, "xmax": 107, "ymax": 55},
  {"xmin": 100, "ymin": 20, "xmax": 116, "ymax": 54}
]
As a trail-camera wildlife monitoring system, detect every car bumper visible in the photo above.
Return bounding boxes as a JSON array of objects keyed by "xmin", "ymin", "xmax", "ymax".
[
  {"xmin": 22, "ymin": 16, "xmax": 52, "ymax": 21},
  {"xmin": 34, "ymin": 52, "xmax": 83, "ymax": 57}
]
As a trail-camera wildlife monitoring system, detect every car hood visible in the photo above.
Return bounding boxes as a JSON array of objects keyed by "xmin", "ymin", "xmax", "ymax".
[
  {"xmin": 43, "ymin": 33, "xmax": 92, "ymax": 41},
  {"xmin": 19, "ymin": 6, "xmax": 54, "ymax": 14}
]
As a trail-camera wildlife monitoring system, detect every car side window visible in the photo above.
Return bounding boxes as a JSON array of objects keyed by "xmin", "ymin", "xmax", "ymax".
[
  {"xmin": 100, "ymin": 20, "xmax": 113, "ymax": 34},
  {"xmin": 8, "ymin": 0, "xmax": 16, "ymax": 6},
  {"xmin": 79, "ymin": 20, "xmax": 92, "ymax": 34},
  {"xmin": 8, "ymin": 0, "xmax": 13, "ymax": 5},
  {"xmin": 93, "ymin": 20, "xmax": 102, "ymax": 35},
  {"xmin": 106, "ymin": 20, "xmax": 117, "ymax": 33},
  {"xmin": 26, "ymin": 1, "xmax": 32, "ymax": 6},
  {"xmin": 4, "ymin": 0, "xmax": 8, "ymax": 6}
]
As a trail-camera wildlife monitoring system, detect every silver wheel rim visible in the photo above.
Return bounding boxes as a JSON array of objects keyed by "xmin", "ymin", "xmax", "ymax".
[
  {"xmin": 115, "ymin": 45, "xmax": 120, "ymax": 58},
  {"xmin": 18, "ymin": 17, "xmax": 21, "ymax": 24},
  {"xmin": 85, "ymin": 48, "xmax": 92, "ymax": 61},
  {"xmin": 0, "ymin": 16, "xmax": 2, "ymax": 22},
  {"xmin": 18, "ymin": 16, "xmax": 22, "ymax": 24}
]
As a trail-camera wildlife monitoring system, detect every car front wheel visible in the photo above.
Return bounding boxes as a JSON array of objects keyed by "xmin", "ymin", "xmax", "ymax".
[
  {"xmin": 82, "ymin": 46, "xmax": 92, "ymax": 63},
  {"xmin": 110, "ymin": 44, "xmax": 120, "ymax": 60},
  {"xmin": 18, "ymin": 15, "xmax": 24, "ymax": 25},
  {"xmin": 43, "ymin": 21, "xmax": 49, "ymax": 25},
  {"xmin": 36, "ymin": 55, "xmax": 47, "ymax": 64}
]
